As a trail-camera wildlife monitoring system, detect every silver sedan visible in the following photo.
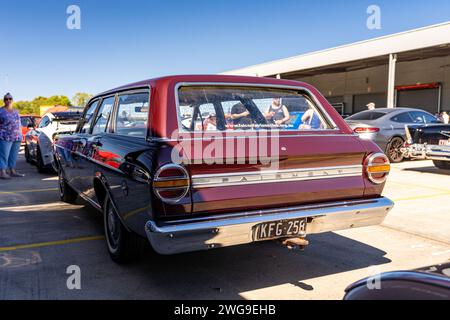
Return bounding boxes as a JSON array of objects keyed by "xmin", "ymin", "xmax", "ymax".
[{"xmin": 345, "ymin": 108, "xmax": 441, "ymax": 163}]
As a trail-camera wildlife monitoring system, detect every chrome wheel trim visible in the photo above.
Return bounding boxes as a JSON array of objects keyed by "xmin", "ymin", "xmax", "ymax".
[{"xmin": 105, "ymin": 200, "xmax": 120, "ymax": 252}]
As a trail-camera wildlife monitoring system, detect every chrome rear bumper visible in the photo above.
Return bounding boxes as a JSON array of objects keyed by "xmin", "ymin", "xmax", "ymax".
[
  {"xmin": 403, "ymin": 144, "xmax": 450, "ymax": 161},
  {"xmin": 145, "ymin": 197, "xmax": 394, "ymax": 255}
]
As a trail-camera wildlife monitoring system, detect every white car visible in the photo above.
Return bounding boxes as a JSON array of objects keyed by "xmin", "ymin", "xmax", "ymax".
[{"xmin": 25, "ymin": 112, "xmax": 82, "ymax": 173}]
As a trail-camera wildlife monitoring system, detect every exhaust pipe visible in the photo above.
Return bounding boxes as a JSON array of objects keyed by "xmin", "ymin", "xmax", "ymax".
[{"xmin": 281, "ymin": 237, "xmax": 309, "ymax": 251}]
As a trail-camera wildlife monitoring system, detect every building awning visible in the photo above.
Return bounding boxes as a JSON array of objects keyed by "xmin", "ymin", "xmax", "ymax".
[{"xmin": 222, "ymin": 22, "xmax": 450, "ymax": 78}]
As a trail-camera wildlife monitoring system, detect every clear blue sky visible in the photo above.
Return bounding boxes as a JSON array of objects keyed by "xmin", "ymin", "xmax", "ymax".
[{"xmin": 1, "ymin": 0, "xmax": 450, "ymax": 101}]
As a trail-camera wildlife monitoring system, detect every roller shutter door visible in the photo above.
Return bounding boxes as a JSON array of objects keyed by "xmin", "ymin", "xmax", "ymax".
[
  {"xmin": 353, "ymin": 93, "xmax": 387, "ymax": 113},
  {"xmin": 397, "ymin": 88, "xmax": 439, "ymax": 114}
]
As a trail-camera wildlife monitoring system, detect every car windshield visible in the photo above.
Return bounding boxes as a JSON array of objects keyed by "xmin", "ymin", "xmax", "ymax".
[
  {"xmin": 177, "ymin": 85, "xmax": 332, "ymax": 132},
  {"xmin": 346, "ymin": 111, "xmax": 386, "ymax": 121}
]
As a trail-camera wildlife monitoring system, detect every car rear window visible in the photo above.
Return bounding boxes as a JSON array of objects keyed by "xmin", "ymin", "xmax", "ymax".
[
  {"xmin": 177, "ymin": 85, "xmax": 333, "ymax": 132},
  {"xmin": 346, "ymin": 111, "xmax": 386, "ymax": 121}
]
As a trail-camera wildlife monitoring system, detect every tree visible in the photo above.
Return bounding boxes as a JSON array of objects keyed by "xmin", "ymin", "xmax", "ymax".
[
  {"xmin": 14, "ymin": 100, "xmax": 38, "ymax": 115},
  {"xmin": 72, "ymin": 92, "xmax": 93, "ymax": 107},
  {"xmin": 13, "ymin": 95, "xmax": 72, "ymax": 115},
  {"xmin": 40, "ymin": 95, "xmax": 72, "ymax": 107}
]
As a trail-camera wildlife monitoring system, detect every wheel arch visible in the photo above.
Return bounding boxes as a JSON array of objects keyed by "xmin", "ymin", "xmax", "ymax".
[
  {"xmin": 385, "ymin": 135, "xmax": 405, "ymax": 151},
  {"xmin": 385, "ymin": 135, "xmax": 406, "ymax": 163},
  {"xmin": 93, "ymin": 174, "xmax": 131, "ymax": 232}
]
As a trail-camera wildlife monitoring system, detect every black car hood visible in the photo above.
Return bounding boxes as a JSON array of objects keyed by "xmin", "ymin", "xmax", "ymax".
[{"xmin": 407, "ymin": 124, "xmax": 450, "ymax": 144}]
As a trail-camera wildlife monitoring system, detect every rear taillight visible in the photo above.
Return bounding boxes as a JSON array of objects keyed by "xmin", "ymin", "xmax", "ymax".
[
  {"xmin": 364, "ymin": 153, "xmax": 391, "ymax": 184},
  {"xmin": 153, "ymin": 164, "xmax": 190, "ymax": 203},
  {"xmin": 354, "ymin": 127, "xmax": 380, "ymax": 134}
]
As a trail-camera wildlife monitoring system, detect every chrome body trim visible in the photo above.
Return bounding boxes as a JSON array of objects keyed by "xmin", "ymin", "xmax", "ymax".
[
  {"xmin": 153, "ymin": 164, "xmax": 190, "ymax": 204},
  {"xmin": 191, "ymin": 165, "xmax": 363, "ymax": 189},
  {"xmin": 365, "ymin": 153, "xmax": 390, "ymax": 184},
  {"xmin": 403, "ymin": 143, "xmax": 450, "ymax": 161},
  {"xmin": 152, "ymin": 133, "xmax": 359, "ymax": 142},
  {"xmin": 145, "ymin": 197, "xmax": 394, "ymax": 255}
]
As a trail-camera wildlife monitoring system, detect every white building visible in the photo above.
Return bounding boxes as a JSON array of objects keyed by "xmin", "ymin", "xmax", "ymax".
[{"xmin": 223, "ymin": 22, "xmax": 450, "ymax": 116}]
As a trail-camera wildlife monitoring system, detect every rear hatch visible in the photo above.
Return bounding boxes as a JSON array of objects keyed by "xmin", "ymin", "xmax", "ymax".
[
  {"xmin": 169, "ymin": 84, "xmax": 369, "ymax": 216},
  {"xmin": 186, "ymin": 134, "xmax": 367, "ymax": 215}
]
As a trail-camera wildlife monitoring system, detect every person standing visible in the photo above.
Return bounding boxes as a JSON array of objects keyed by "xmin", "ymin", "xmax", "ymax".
[
  {"xmin": 366, "ymin": 102, "xmax": 376, "ymax": 111},
  {"xmin": 442, "ymin": 111, "xmax": 449, "ymax": 124},
  {"xmin": 0, "ymin": 93, "xmax": 25, "ymax": 179}
]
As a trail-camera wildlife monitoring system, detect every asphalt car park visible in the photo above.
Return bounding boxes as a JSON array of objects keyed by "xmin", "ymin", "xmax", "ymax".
[{"xmin": 0, "ymin": 149, "xmax": 449, "ymax": 300}]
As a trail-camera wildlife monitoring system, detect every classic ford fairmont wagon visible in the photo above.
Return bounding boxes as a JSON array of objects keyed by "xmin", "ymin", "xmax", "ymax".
[{"xmin": 55, "ymin": 75, "xmax": 394, "ymax": 262}]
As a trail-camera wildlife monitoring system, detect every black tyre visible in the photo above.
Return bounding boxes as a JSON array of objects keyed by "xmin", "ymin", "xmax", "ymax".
[
  {"xmin": 24, "ymin": 145, "xmax": 31, "ymax": 163},
  {"xmin": 103, "ymin": 194, "xmax": 147, "ymax": 263},
  {"xmin": 36, "ymin": 147, "xmax": 48, "ymax": 173},
  {"xmin": 50, "ymin": 155, "xmax": 58, "ymax": 174},
  {"xmin": 386, "ymin": 137, "xmax": 405, "ymax": 163},
  {"xmin": 58, "ymin": 169, "xmax": 78, "ymax": 203},
  {"xmin": 433, "ymin": 160, "xmax": 450, "ymax": 170}
]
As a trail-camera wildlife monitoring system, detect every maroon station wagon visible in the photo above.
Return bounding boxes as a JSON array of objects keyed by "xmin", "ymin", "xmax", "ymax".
[{"xmin": 55, "ymin": 75, "xmax": 394, "ymax": 262}]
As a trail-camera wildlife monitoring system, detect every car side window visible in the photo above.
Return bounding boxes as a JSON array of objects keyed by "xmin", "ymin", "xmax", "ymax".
[
  {"xmin": 79, "ymin": 101, "xmax": 99, "ymax": 134},
  {"xmin": 39, "ymin": 116, "xmax": 50, "ymax": 128},
  {"xmin": 92, "ymin": 96, "xmax": 115, "ymax": 135},
  {"xmin": 20, "ymin": 117, "xmax": 32, "ymax": 127},
  {"xmin": 114, "ymin": 92, "xmax": 149, "ymax": 138},
  {"xmin": 410, "ymin": 111, "xmax": 438, "ymax": 124},
  {"xmin": 391, "ymin": 112, "xmax": 413, "ymax": 123}
]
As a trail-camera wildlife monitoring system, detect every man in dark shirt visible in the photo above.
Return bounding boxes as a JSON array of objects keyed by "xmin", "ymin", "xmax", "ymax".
[{"xmin": 230, "ymin": 103, "xmax": 252, "ymax": 129}]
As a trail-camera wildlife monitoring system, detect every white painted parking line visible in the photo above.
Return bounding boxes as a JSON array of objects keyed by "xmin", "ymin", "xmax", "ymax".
[
  {"xmin": 0, "ymin": 235, "xmax": 104, "ymax": 252},
  {"xmin": 0, "ymin": 202, "xmax": 82, "ymax": 212},
  {"xmin": 41, "ymin": 177, "xmax": 59, "ymax": 181},
  {"xmin": 0, "ymin": 188, "xmax": 59, "ymax": 195}
]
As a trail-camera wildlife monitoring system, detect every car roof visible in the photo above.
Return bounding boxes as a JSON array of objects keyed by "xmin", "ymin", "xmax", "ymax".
[
  {"xmin": 353, "ymin": 108, "xmax": 433, "ymax": 116},
  {"xmin": 95, "ymin": 74, "xmax": 311, "ymax": 97},
  {"xmin": 362, "ymin": 107, "xmax": 427, "ymax": 114}
]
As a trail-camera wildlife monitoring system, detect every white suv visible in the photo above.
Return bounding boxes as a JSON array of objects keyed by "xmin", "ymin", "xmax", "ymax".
[{"xmin": 25, "ymin": 112, "xmax": 81, "ymax": 172}]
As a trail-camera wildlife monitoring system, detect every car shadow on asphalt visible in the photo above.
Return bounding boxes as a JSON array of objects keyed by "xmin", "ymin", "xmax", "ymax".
[
  {"xmin": 0, "ymin": 197, "xmax": 390, "ymax": 299},
  {"xmin": 121, "ymin": 231, "xmax": 390, "ymax": 299},
  {"xmin": 403, "ymin": 166, "xmax": 450, "ymax": 176}
]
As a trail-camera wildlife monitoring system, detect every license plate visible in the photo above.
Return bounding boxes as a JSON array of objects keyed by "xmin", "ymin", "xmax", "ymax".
[
  {"xmin": 253, "ymin": 218, "xmax": 307, "ymax": 241},
  {"xmin": 439, "ymin": 140, "xmax": 450, "ymax": 146}
]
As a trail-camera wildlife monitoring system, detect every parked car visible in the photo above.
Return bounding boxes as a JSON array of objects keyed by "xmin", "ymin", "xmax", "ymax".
[
  {"xmin": 345, "ymin": 108, "xmax": 441, "ymax": 163},
  {"xmin": 344, "ymin": 262, "xmax": 450, "ymax": 300},
  {"xmin": 25, "ymin": 111, "xmax": 82, "ymax": 172},
  {"xmin": 402, "ymin": 123, "xmax": 450, "ymax": 170},
  {"xmin": 20, "ymin": 115, "xmax": 40, "ymax": 144},
  {"xmin": 54, "ymin": 75, "xmax": 394, "ymax": 263}
]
